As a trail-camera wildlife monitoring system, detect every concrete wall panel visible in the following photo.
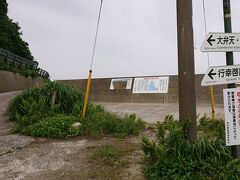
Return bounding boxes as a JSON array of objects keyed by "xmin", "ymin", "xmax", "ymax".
[
  {"xmin": 60, "ymin": 74, "xmax": 227, "ymax": 104},
  {"xmin": 0, "ymin": 70, "xmax": 44, "ymax": 93}
]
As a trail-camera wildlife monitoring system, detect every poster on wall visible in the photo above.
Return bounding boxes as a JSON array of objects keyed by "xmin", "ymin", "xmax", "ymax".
[
  {"xmin": 110, "ymin": 78, "xmax": 132, "ymax": 90},
  {"xmin": 133, "ymin": 76, "xmax": 169, "ymax": 94},
  {"xmin": 223, "ymin": 88, "xmax": 240, "ymax": 146}
]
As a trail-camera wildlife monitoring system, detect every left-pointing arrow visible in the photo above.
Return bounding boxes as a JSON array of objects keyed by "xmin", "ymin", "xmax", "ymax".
[
  {"xmin": 208, "ymin": 69, "xmax": 216, "ymax": 80},
  {"xmin": 207, "ymin": 35, "xmax": 216, "ymax": 46}
]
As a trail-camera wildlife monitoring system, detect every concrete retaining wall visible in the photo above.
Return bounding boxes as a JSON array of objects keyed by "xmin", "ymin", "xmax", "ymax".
[
  {"xmin": 0, "ymin": 70, "xmax": 45, "ymax": 93},
  {"xmin": 60, "ymin": 74, "xmax": 227, "ymax": 104}
]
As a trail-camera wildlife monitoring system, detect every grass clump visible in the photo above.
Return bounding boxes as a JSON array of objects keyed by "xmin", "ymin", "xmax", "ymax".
[
  {"xmin": 21, "ymin": 115, "xmax": 80, "ymax": 138},
  {"xmin": 141, "ymin": 115, "xmax": 240, "ymax": 179},
  {"xmin": 7, "ymin": 81, "xmax": 84, "ymax": 121},
  {"xmin": 198, "ymin": 115, "xmax": 225, "ymax": 140},
  {"xmin": 88, "ymin": 143, "xmax": 135, "ymax": 179},
  {"xmin": 80, "ymin": 105, "xmax": 145, "ymax": 138},
  {"xmin": 7, "ymin": 81, "xmax": 145, "ymax": 138}
]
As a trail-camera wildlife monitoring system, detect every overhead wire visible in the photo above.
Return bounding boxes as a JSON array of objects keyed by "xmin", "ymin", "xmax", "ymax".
[
  {"xmin": 90, "ymin": 0, "xmax": 103, "ymax": 70},
  {"xmin": 202, "ymin": 0, "xmax": 210, "ymax": 67},
  {"xmin": 82, "ymin": 0, "xmax": 104, "ymax": 117},
  {"xmin": 202, "ymin": 0, "xmax": 215, "ymax": 120}
]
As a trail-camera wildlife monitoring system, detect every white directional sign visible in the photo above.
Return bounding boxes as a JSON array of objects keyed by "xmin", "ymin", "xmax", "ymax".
[
  {"xmin": 223, "ymin": 88, "xmax": 240, "ymax": 146},
  {"xmin": 201, "ymin": 65, "xmax": 240, "ymax": 86},
  {"xmin": 201, "ymin": 33, "xmax": 240, "ymax": 52}
]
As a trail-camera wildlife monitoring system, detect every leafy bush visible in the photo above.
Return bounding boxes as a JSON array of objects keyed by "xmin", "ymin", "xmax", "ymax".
[
  {"xmin": 80, "ymin": 105, "xmax": 145, "ymax": 138},
  {"xmin": 0, "ymin": 59, "xmax": 39, "ymax": 78},
  {"xmin": 7, "ymin": 82, "xmax": 145, "ymax": 138},
  {"xmin": 0, "ymin": 0, "xmax": 34, "ymax": 60},
  {"xmin": 7, "ymin": 81, "xmax": 84, "ymax": 120},
  {"xmin": 198, "ymin": 115, "xmax": 225, "ymax": 140},
  {"xmin": 141, "ymin": 115, "xmax": 240, "ymax": 179},
  {"xmin": 21, "ymin": 115, "xmax": 80, "ymax": 138}
]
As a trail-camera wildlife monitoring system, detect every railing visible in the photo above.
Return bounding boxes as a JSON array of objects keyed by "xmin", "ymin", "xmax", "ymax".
[{"xmin": 0, "ymin": 48, "xmax": 49, "ymax": 79}]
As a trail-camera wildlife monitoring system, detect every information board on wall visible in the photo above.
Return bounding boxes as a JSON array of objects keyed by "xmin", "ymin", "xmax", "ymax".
[
  {"xmin": 223, "ymin": 88, "xmax": 240, "ymax": 146},
  {"xmin": 110, "ymin": 78, "xmax": 132, "ymax": 90},
  {"xmin": 133, "ymin": 76, "xmax": 169, "ymax": 94}
]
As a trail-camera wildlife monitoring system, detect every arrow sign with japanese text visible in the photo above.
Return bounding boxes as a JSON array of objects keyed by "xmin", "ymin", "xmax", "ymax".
[
  {"xmin": 201, "ymin": 33, "xmax": 240, "ymax": 52},
  {"xmin": 201, "ymin": 65, "xmax": 240, "ymax": 86}
]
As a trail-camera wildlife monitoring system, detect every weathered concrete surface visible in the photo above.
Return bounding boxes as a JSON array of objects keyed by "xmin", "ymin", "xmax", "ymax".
[
  {"xmin": 100, "ymin": 103, "xmax": 224, "ymax": 124},
  {"xmin": 0, "ymin": 70, "xmax": 44, "ymax": 93},
  {"xmin": 0, "ymin": 92, "xmax": 144, "ymax": 180},
  {"xmin": 0, "ymin": 135, "xmax": 35, "ymax": 156},
  {"xmin": 0, "ymin": 137, "xmax": 144, "ymax": 180}
]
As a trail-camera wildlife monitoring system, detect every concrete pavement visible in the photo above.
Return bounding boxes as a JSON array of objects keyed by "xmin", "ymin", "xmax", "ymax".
[{"xmin": 100, "ymin": 102, "xmax": 224, "ymax": 124}]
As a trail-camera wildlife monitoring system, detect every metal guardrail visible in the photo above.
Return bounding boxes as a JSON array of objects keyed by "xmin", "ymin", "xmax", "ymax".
[{"xmin": 0, "ymin": 48, "xmax": 49, "ymax": 79}]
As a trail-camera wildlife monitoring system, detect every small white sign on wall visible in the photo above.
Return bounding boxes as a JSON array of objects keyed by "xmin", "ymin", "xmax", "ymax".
[{"xmin": 110, "ymin": 78, "xmax": 132, "ymax": 90}]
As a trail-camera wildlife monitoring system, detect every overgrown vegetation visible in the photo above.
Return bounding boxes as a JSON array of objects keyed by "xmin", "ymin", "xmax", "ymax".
[
  {"xmin": 141, "ymin": 115, "xmax": 240, "ymax": 179},
  {"xmin": 0, "ymin": 59, "xmax": 39, "ymax": 77},
  {"xmin": 198, "ymin": 115, "xmax": 225, "ymax": 140},
  {"xmin": 81, "ymin": 105, "xmax": 145, "ymax": 138},
  {"xmin": 7, "ymin": 81, "xmax": 145, "ymax": 138},
  {"xmin": 0, "ymin": 0, "xmax": 34, "ymax": 60},
  {"xmin": 87, "ymin": 142, "xmax": 136, "ymax": 179}
]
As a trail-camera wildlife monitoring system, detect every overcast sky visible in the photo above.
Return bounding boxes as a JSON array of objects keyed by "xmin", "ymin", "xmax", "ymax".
[{"xmin": 7, "ymin": 0, "xmax": 240, "ymax": 80}]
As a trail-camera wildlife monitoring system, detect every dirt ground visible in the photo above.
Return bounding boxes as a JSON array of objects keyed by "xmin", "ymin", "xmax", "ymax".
[
  {"xmin": 0, "ymin": 135, "xmax": 147, "ymax": 180},
  {"xmin": 0, "ymin": 91, "xmax": 224, "ymax": 179},
  {"xmin": 0, "ymin": 92, "xmax": 149, "ymax": 180}
]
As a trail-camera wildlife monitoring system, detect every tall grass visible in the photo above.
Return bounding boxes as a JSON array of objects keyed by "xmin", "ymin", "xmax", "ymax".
[
  {"xmin": 7, "ymin": 81, "xmax": 145, "ymax": 138},
  {"xmin": 7, "ymin": 81, "xmax": 84, "ymax": 120},
  {"xmin": 141, "ymin": 115, "xmax": 240, "ymax": 179}
]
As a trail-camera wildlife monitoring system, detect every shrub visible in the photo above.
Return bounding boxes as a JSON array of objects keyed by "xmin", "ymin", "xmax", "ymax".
[
  {"xmin": 7, "ymin": 82, "xmax": 145, "ymax": 138},
  {"xmin": 7, "ymin": 81, "xmax": 84, "ymax": 120},
  {"xmin": 21, "ymin": 115, "xmax": 80, "ymax": 138},
  {"xmin": 7, "ymin": 81, "xmax": 84, "ymax": 138},
  {"xmin": 0, "ymin": 59, "xmax": 39, "ymax": 77},
  {"xmin": 141, "ymin": 115, "xmax": 240, "ymax": 179},
  {"xmin": 198, "ymin": 115, "xmax": 225, "ymax": 140},
  {"xmin": 80, "ymin": 105, "xmax": 145, "ymax": 138}
]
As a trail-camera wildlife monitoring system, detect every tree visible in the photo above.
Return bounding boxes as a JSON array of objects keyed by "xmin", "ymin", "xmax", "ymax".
[{"xmin": 0, "ymin": 0, "xmax": 34, "ymax": 60}]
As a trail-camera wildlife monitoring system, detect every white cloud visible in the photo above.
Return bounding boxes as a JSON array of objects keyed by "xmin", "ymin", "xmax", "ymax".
[{"xmin": 7, "ymin": 0, "xmax": 240, "ymax": 79}]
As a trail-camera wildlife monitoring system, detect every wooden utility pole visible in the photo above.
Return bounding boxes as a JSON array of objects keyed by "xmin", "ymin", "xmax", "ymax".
[
  {"xmin": 223, "ymin": 0, "xmax": 240, "ymax": 158},
  {"xmin": 177, "ymin": 0, "xmax": 197, "ymax": 142}
]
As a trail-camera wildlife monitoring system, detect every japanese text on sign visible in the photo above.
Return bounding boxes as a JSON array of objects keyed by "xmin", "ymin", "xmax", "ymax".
[
  {"xmin": 201, "ymin": 65, "xmax": 240, "ymax": 86},
  {"xmin": 223, "ymin": 88, "xmax": 240, "ymax": 146},
  {"xmin": 201, "ymin": 33, "xmax": 240, "ymax": 52},
  {"xmin": 133, "ymin": 76, "xmax": 169, "ymax": 94}
]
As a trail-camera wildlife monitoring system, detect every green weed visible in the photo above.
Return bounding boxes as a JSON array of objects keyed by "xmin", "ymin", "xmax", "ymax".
[
  {"xmin": 7, "ymin": 81, "xmax": 84, "ymax": 121},
  {"xmin": 21, "ymin": 115, "xmax": 80, "ymax": 138},
  {"xmin": 7, "ymin": 82, "xmax": 145, "ymax": 138},
  {"xmin": 88, "ymin": 143, "xmax": 134, "ymax": 179},
  {"xmin": 141, "ymin": 115, "xmax": 240, "ymax": 179}
]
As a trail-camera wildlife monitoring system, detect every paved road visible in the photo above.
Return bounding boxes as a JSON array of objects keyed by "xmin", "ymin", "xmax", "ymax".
[
  {"xmin": 0, "ymin": 91, "xmax": 225, "ymax": 136},
  {"xmin": 0, "ymin": 91, "xmax": 19, "ymax": 136},
  {"xmin": 0, "ymin": 91, "xmax": 225, "ymax": 179},
  {"xmin": 100, "ymin": 103, "xmax": 224, "ymax": 124}
]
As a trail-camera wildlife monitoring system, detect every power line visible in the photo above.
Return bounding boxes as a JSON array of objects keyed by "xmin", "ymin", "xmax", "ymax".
[
  {"xmin": 202, "ymin": 0, "xmax": 215, "ymax": 120},
  {"xmin": 202, "ymin": 0, "xmax": 210, "ymax": 67},
  {"xmin": 82, "ymin": 0, "xmax": 104, "ymax": 118},
  {"xmin": 90, "ymin": 0, "xmax": 103, "ymax": 70}
]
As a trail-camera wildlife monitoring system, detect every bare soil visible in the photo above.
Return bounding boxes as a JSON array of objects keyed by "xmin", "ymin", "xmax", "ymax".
[
  {"xmin": 0, "ymin": 92, "xmax": 147, "ymax": 180},
  {"xmin": 0, "ymin": 136, "xmax": 146, "ymax": 180}
]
